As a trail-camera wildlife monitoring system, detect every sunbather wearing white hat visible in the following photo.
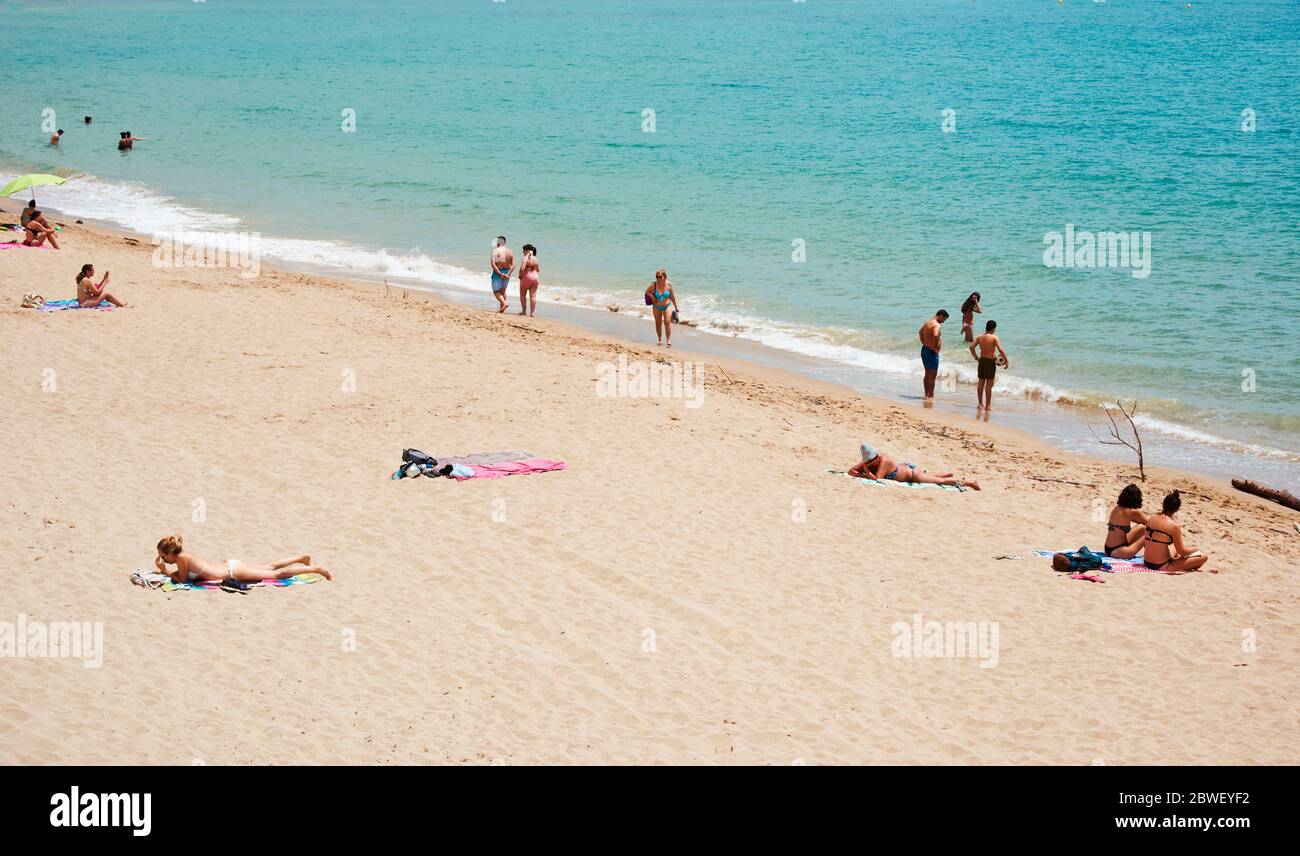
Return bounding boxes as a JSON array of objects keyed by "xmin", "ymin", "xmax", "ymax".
[{"xmin": 848, "ymin": 441, "xmax": 980, "ymax": 490}]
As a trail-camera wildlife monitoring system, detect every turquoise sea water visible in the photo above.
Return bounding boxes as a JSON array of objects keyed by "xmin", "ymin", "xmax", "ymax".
[{"xmin": 3, "ymin": 0, "xmax": 1298, "ymax": 486}]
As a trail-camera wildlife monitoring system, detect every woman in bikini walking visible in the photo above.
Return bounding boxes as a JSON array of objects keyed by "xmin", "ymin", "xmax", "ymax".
[
  {"xmin": 644, "ymin": 269, "xmax": 678, "ymax": 347},
  {"xmin": 518, "ymin": 244, "xmax": 540, "ymax": 316}
]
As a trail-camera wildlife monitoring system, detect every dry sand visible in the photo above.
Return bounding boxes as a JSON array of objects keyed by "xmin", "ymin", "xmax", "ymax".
[{"xmin": 1, "ymin": 216, "xmax": 1296, "ymax": 764}]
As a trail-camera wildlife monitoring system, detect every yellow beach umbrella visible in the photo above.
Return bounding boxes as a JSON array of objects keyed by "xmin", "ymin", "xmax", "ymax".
[{"xmin": 0, "ymin": 173, "xmax": 68, "ymax": 205}]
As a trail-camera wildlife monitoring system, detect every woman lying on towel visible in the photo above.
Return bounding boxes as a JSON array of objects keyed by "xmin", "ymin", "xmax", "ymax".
[
  {"xmin": 848, "ymin": 442, "xmax": 981, "ymax": 490},
  {"xmin": 155, "ymin": 534, "xmax": 333, "ymax": 583}
]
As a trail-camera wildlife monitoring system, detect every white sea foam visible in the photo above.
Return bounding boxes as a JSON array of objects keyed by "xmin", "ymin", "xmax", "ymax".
[
  {"xmin": 12, "ymin": 170, "xmax": 1293, "ymax": 464},
  {"xmin": 10, "ymin": 172, "xmax": 239, "ymax": 233},
  {"xmin": 1130, "ymin": 414, "xmax": 1297, "ymax": 461}
]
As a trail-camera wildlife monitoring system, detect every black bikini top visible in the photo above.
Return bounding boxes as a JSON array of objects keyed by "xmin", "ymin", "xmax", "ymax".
[{"xmin": 1146, "ymin": 527, "xmax": 1175, "ymax": 546}]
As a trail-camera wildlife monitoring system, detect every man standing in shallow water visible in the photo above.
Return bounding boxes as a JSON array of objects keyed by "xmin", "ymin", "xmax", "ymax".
[
  {"xmin": 918, "ymin": 309, "xmax": 948, "ymax": 399},
  {"xmin": 968, "ymin": 319, "xmax": 1010, "ymax": 411},
  {"xmin": 489, "ymin": 235, "xmax": 514, "ymax": 314}
]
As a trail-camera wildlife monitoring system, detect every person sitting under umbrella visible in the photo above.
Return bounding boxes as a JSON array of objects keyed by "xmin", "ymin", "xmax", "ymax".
[{"xmin": 22, "ymin": 209, "xmax": 60, "ymax": 249}]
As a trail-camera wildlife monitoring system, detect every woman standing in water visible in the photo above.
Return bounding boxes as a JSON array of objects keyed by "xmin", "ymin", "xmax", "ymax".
[
  {"xmin": 518, "ymin": 244, "xmax": 540, "ymax": 316},
  {"xmin": 960, "ymin": 292, "xmax": 982, "ymax": 343},
  {"xmin": 644, "ymin": 269, "xmax": 678, "ymax": 347}
]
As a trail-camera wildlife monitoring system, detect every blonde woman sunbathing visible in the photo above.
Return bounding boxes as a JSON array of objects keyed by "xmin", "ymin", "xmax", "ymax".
[
  {"xmin": 155, "ymin": 534, "xmax": 332, "ymax": 583},
  {"xmin": 848, "ymin": 442, "xmax": 981, "ymax": 490}
]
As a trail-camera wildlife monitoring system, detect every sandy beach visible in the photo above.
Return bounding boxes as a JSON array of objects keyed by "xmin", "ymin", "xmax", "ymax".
[{"xmin": 2, "ymin": 214, "xmax": 1297, "ymax": 765}]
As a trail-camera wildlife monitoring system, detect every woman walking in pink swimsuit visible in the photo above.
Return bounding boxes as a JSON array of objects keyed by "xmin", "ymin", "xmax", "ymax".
[{"xmin": 518, "ymin": 243, "xmax": 540, "ymax": 316}]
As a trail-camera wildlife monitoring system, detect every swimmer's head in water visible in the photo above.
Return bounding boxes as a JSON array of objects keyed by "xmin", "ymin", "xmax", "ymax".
[{"xmin": 157, "ymin": 534, "xmax": 184, "ymax": 558}]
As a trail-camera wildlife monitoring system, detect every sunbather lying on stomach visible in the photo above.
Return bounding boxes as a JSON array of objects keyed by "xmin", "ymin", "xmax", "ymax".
[
  {"xmin": 848, "ymin": 441, "xmax": 981, "ymax": 490},
  {"xmin": 155, "ymin": 534, "xmax": 333, "ymax": 583}
]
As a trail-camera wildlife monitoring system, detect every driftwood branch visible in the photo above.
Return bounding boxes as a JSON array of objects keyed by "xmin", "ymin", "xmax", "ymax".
[
  {"xmin": 1089, "ymin": 400, "xmax": 1145, "ymax": 481},
  {"xmin": 1026, "ymin": 475, "xmax": 1096, "ymax": 488},
  {"xmin": 1231, "ymin": 479, "xmax": 1300, "ymax": 512},
  {"xmin": 917, "ymin": 424, "xmax": 995, "ymax": 452}
]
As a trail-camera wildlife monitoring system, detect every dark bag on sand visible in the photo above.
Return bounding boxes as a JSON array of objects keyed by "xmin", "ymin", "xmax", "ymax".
[
  {"xmin": 403, "ymin": 449, "xmax": 436, "ymax": 467},
  {"xmin": 1052, "ymin": 547, "xmax": 1105, "ymax": 573}
]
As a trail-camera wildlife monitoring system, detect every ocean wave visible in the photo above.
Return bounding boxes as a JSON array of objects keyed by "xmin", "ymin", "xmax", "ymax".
[
  {"xmin": 1129, "ymin": 414, "xmax": 1299, "ymax": 462},
  {"xmin": 3, "ymin": 171, "xmax": 239, "ymax": 233}
]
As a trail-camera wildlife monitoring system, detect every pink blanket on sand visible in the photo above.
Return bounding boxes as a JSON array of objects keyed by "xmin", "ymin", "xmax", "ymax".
[
  {"xmin": 452, "ymin": 458, "xmax": 567, "ymax": 480},
  {"xmin": 0, "ymin": 241, "xmax": 55, "ymax": 250}
]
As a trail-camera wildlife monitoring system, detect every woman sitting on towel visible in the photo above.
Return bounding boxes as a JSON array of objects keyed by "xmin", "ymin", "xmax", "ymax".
[
  {"xmin": 22, "ymin": 209, "xmax": 60, "ymax": 249},
  {"xmin": 155, "ymin": 534, "xmax": 333, "ymax": 583},
  {"xmin": 1102, "ymin": 483, "xmax": 1148, "ymax": 558},
  {"xmin": 75, "ymin": 264, "xmax": 126, "ymax": 307},
  {"xmin": 1140, "ymin": 491, "xmax": 1214, "ymax": 573},
  {"xmin": 848, "ymin": 442, "xmax": 981, "ymax": 490}
]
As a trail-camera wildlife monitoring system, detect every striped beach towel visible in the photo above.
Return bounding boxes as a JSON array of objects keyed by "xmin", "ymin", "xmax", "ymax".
[{"xmin": 1032, "ymin": 550, "xmax": 1188, "ymax": 575}]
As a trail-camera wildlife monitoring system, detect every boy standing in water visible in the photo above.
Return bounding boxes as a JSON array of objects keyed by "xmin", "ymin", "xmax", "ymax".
[
  {"xmin": 968, "ymin": 320, "xmax": 1009, "ymax": 411},
  {"xmin": 489, "ymin": 235, "xmax": 514, "ymax": 313}
]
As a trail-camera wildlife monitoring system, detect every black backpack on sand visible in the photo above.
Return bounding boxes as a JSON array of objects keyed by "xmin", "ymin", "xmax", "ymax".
[{"xmin": 403, "ymin": 449, "xmax": 436, "ymax": 467}]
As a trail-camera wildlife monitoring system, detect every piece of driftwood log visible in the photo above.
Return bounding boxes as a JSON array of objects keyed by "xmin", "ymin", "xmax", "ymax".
[{"xmin": 1231, "ymin": 478, "xmax": 1300, "ymax": 512}]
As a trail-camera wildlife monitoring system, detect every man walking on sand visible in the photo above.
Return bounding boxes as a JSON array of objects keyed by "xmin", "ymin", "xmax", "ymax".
[
  {"xmin": 918, "ymin": 309, "xmax": 948, "ymax": 399},
  {"xmin": 489, "ymin": 235, "xmax": 514, "ymax": 313},
  {"xmin": 968, "ymin": 319, "xmax": 1010, "ymax": 411}
]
